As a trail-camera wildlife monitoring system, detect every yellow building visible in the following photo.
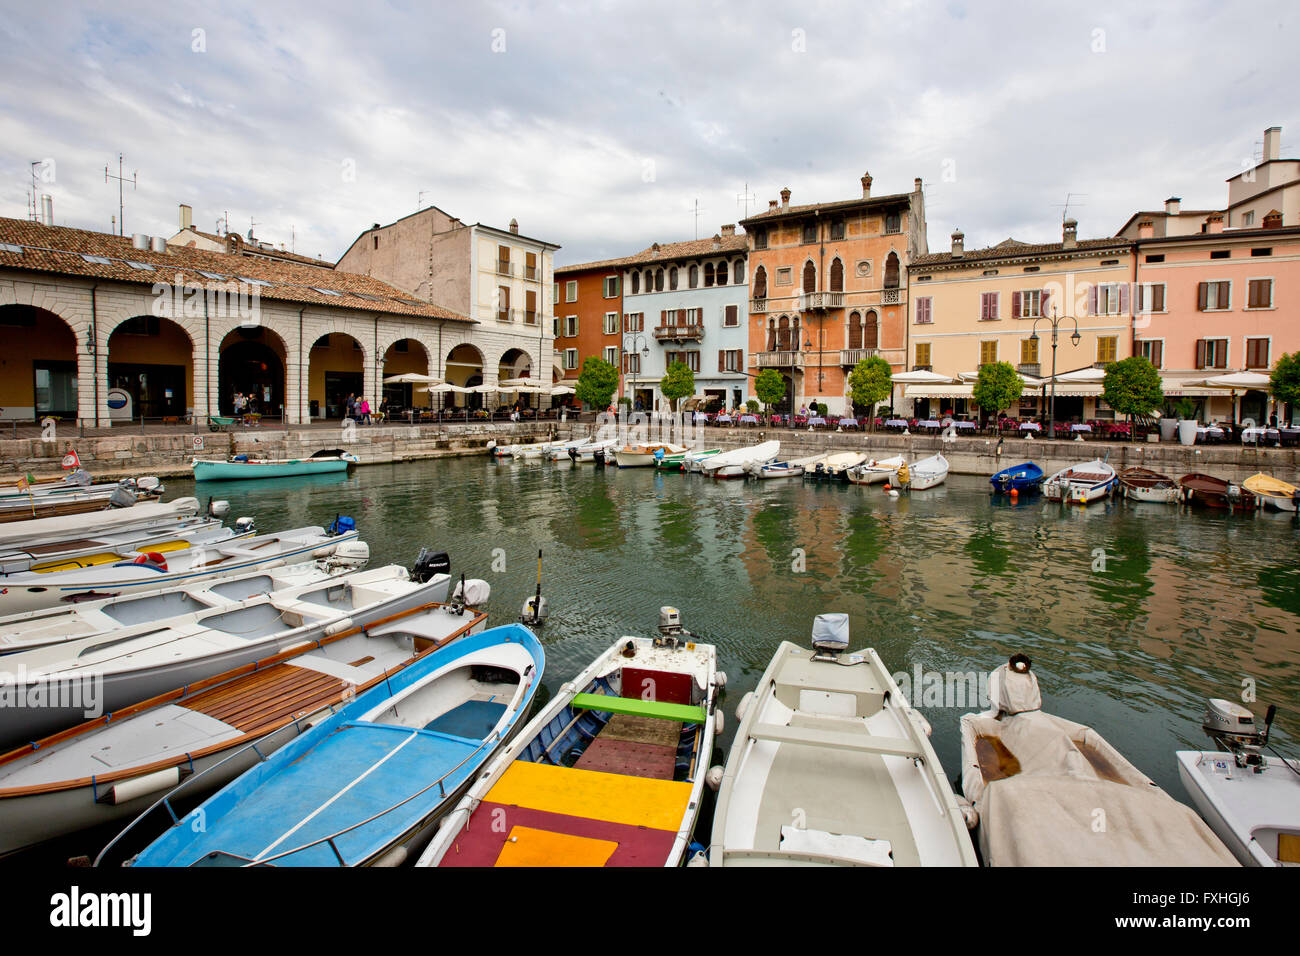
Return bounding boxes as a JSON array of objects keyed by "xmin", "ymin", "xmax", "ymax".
[{"xmin": 904, "ymin": 220, "xmax": 1134, "ymax": 423}]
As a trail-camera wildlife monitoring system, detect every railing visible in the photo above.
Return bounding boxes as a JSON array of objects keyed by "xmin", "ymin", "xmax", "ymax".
[
  {"xmin": 881, "ymin": 288, "xmax": 901, "ymax": 305},
  {"xmin": 496, "ymin": 262, "xmax": 514, "ymax": 276},
  {"xmin": 654, "ymin": 324, "xmax": 704, "ymax": 341},
  {"xmin": 497, "ymin": 308, "xmax": 517, "ymax": 323},
  {"xmin": 841, "ymin": 348, "xmax": 879, "ymax": 365},
  {"xmin": 1018, "ymin": 363, "xmax": 1041, "ymax": 376},
  {"xmin": 912, "ymin": 365, "xmax": 932, "ymax": 372},
  {"xmin": 524, "ymin": 266, "xmax": 537, "ymax": 280},
  {"xmin": 523, "ymin": 311, "xmax": 538, "ymax": 325},
  {"xmin": 756, "ymin": 351, "xmax": 804, "ymax": 368},
  {"xmin": 799, "ymin": 291, "xmax": 844, "ymax": 311},
  {"xmin": 750, "ymin": 297, "xmax": 768, "ymax": 313}
]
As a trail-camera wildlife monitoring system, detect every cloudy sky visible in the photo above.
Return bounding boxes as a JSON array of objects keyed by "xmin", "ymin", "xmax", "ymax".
[{"xmin": 1, "ymin": 1, "xmax": 1295, "ymax": 267}]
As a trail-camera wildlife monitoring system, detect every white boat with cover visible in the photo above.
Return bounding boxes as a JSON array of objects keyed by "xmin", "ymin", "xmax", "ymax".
[
  {"xmin": 1176, "ymin": 698, "xmax": 1299, "ymax": 867},
  {"xmin": 569, "ymin": 438, "xmax": 617, "ymax": 462},
  {"xmin": 0, "ymin": 497, "xmax": 202, "ymax": 552},
  {"xmin": 0, "ymin": 597, "xmax": 489, "ymax": 860},
  {"xmin": 0, "ymin": 517, "xmax": 241, "ymax": 576},
  {"xmin": 545, "ymin": 437, "xmax": 592, "ymax": 460},
  {"xmin": 710, "ymin": 614, "xmax": 977, "ymax": 867},
  {"xmin": 0, "ymin": 523, "xmax": 362, "ymax": 615},
  {"xmin": 959, "ymin": 655, "xmax": 1238, "ymax": 866},
  {"xmin": 700, "ymin": 440, "xmax": 780, "ymax": 479},
  {"xmin": 0, "ymin": 561, "xmax": 453, "ymax": 748},
  {"xmin": 847, "ymin": 455, "xmax": 906, "ymax": 485},
  {"xmin": 904, "ymin": 453, "xmax": 949, "ymax": 491},
  {"xmin": 614, "ymin": 443, "xmax": 687, "ymax": 468},
  {"xmin": 808, "ymin": 452, "xmax": 866, "ymax": 482}
]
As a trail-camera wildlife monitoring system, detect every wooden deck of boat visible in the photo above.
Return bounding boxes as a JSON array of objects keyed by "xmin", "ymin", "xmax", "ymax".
[{"xmin": 177, "ymin": 655, "xmax": 373, "ymax": 734}]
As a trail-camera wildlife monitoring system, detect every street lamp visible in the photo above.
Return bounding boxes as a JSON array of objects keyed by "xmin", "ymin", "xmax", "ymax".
[
  {"xmin": 622, "ymin": 332, "xmax": 650, "ymax": 412},
  {"xmin": 1028, "ymin": 307, "xmax": 1081, "ymax": 439}
]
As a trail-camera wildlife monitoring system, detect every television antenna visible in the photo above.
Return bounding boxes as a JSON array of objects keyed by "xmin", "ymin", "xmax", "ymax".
[
  {"xmin": 1056, "ymin": 192, "xmax": 1088, "ymax": 223},
  {"xmin": 104, "ymin": 154, "xmax": 137, "ymax": 236},
  {"xmin": 736, "ymin": 182, "xmax": 757, "ymax": 219}
]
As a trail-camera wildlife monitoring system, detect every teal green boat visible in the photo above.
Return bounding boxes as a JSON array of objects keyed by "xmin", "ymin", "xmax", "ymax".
[
  {"xmin": 655, "ymin": 448, "xmax": 720, "ymax": 470},
  {"xmin": 192, "ymin": 450, "xmax": 359, "ymax": 481}
]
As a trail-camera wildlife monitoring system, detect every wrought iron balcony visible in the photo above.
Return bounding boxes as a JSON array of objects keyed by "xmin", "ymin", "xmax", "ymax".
[
  {"xmin": 750, "ymin": 297, "xmax": 769, "ymax": 313},
  {"xmin": 881, "ymin": 288, "xmax": 901, "ymax": 305},
  {"xmin": 841, "ymin": 348, "xmax": 879, "ymax": 366},
  {"xmin": 756, "ymin": 350, "xmax": 804, "ymax": 369},
  {"xmin": 654, "ymin": 324, "xmax": 705, "ymax": 342},
  {"xmin": 799, "ymin": 291, "xmax": 845, "ymax": 311},
  {"xmin": 1018, "ymin": 363, "xmax": 1041, "ymax": 376}
]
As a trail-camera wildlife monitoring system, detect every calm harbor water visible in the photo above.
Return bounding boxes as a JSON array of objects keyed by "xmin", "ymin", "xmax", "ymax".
[{"xmin": 174, "ymin": 455, "xmax": 1299, "ymax": 805}]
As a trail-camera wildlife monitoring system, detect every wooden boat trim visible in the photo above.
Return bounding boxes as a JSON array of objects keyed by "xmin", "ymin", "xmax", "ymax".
[{"xmin": 0, "ymin": 603, "xmax": 486, "ymax": 797}]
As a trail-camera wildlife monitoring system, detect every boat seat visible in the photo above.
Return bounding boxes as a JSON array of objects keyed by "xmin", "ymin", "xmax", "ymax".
[
  {"xmin": 748, "ymin": 722, "xmax": 922, "ymax": 758},
  {"xmin": 570, "ymin": 693, "xmax": 705, "ymax": 725},
  {"xmin": 1062, "ymin": 472, "xmax": 1107, "ymax": 482}
]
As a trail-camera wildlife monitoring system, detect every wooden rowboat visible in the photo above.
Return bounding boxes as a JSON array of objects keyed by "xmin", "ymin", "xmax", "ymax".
[
  {"xmin": 1118, "ymin": 466, "xmax": 1180, "ymax": 504},
  {"xmin": 1179, "ymin": 473, "xmax": 1256, "ymax": 510},
  {"xmin": 1242, "ymin": 473, "xmax": 1299, "ymax": 512}
]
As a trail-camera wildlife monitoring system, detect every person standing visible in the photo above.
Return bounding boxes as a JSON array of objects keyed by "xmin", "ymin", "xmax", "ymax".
[
  {"xmin": 358, "ymin": 397, "xmax": 371, "ymax": 425},
  {"xmin": 346, "ymin": 393, "xmax": 356, "ymax": 421}
]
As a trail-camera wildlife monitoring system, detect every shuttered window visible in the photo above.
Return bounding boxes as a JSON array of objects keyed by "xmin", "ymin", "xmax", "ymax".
[
  {"xmin": 848, "ymin": 312, "xmax": 862, "ymax": 349},
  {"xmin": 1248, "ymin": 279, "xmax": 1273, "ymax": 309},
  {"xmin": 724, "ymin": 304, "xmax": 739, "ymax": 327},
  {"xmin": 914, "ymin": 343, "xmax": 931, "ymax": 368},
  {"xmin": 1196, "ymin": 338, "xmax": 1228, "ymax": 369},
  {"xmin": 802, "ymin": 260, "xmax": 817, "ymax": 293},
  {"xmin": 1097, "ymin": 336, "xmax": 1118, "ymax": 364},
  {"xmin": 980, "ymin": 340, "xmax": 998, "ymax": 365},
  {"xmin": 1138, "ymin": 340, "xmax": 1163, "ymax": 368},
  {"xmin": 753, "ymin": 266, "xmax": 768, "ymax": 299},
  {"xmin": 864, "ymin": 311, "xmax": 878, "ymax": 349},
  {"xmin": 1021, "ymin": 337, "xmax": 1039, "ymax": 364},
  {"xmin": 1197, "ymin": 281, "xmax": 1231, "ymax": 311},
  {"xmin": 829, "ymin": 258, "xmax": 844, "ymax": 292},
  {"xmin": 980, "ymin": 292, "xmax": 999, "ymax": 320},
  {"xmin": 1138, "ymin": 284, "xmax": 1166, "ymax": 313},
  {"xmin": 1246, "ymin": 338, "xmax": 1270, "ymax": 369},
  {"xmin": 915, "ymin": 297, "xmax": 932, "ymax": 324}
]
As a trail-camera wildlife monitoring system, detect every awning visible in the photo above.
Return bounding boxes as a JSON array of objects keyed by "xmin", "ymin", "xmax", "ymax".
[
  {"xmin": 1047, "ymin": 384, "xmax": 1103, "ymax": 397},
  {"xmin": 1160, "ymin": 378, "xmax": 1223, "ymax": 397},
  {"xmin": 903, "ymin": 384, "xmax": 974, "ymax": 399}
]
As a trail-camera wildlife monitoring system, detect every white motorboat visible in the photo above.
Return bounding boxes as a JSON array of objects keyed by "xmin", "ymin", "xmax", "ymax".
[
  {"xmin": 701, "ymin": 440, "xmax": 780, "ymax": 479},
  {"xmin": 756, "ymin": 462, "xmax": 804, "ymax": 480},
  {"xmin": 1117, "ymin": 467, "xmax": 1181, "ymax": 504},
  {"xmin": 512, "ymin": 439, "xmax": 568, "ymax": 460},
  {"xmin": 417, "ymin": 607, "xmax": 722, "ymax": 868},
  {"xmin": 684, "ymin": 448, "xmax": 724, "ymax": 472},
  {"xmin": 0, "ymin": 561, "xmax": 453, "ymax": 748},
  {"xmin": 0, "ymin": 597, "xmax": 489, "ymax": 860},
  {"xmin": 808, "ymin": 452, "xmax": 867, "ymax": 483},
  {"xmin": 566, "ymin": 438, "xmax": 617, "ymax": 462},
  {"xmin": 847, "ymin": 455, "xmax": 906, "ymax": 486},
  {"xmin": 787, "ymin": 453, "xmax": 828, "ymax": 474},
  {"xmin": 545, "ymin": 437, "xmax": 592, "ymax": 460},
  {"xmin": 0, "ymin": 523, "xmax": 362, "ymax": 616},
  {"xmin": 959, "ymin": 655, "xmax": 1238, "ymax": 866},
  {"xmin": 0, "ymin": 517, "xmax": 243, "ymax": 576},
  {"xmin": 904, "ymin": 453, "xmax": 949, "ymax": 490},
  {"xmin": 710, "ymin": 614, "xmax": 977, "ymax": 866},
  {"xmin": 0, "ymin": 497, "xmax": 203, "ymax": 552},
  {"xmin": 1043, "ymin": 458, "xmax": 1117, "ymax": 504},
  {"xmin": 1176, "ymin": 698, "xmax": 1299, "ymax": 867},
  {"xmin": 0, "ymin": 472, "xmax": 161, "ymax": 504},
  {"xmin": 614, "ymin": 443, "xmax": 687, "ymax": 468}
]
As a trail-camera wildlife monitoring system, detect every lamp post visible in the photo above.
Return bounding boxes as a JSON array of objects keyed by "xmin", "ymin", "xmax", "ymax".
[
  {"xmin": 622, "ymin": 332, "xmax": 650, "ymax": 413},
  {"xmin": 1029, "ymin": 307, "xmax": 1081, "ymax": 439}
]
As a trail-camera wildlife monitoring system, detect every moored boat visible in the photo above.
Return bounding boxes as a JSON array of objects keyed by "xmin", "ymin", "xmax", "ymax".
[
  {"xmin": 809, "ymin": 451, "xmax": 866, "ymax": 483},
  {"xmin": 1242, "ymin": 473, "xmax": 1299, "ymax": 512},
  {"xmin": 0, "ymin": 498, "xmax": 204, "ymax": 552},
  {"xmin": 684, "ymin": 448, "xmax": 724, "ymax": 472},
  {"xmin": 989, "ymin": 461, "xmax": 1043, "ymax": 494},
  {"xmin": 545, "ymin": 437, "xmax": 592, "ymax": 460},
  {"xmin": 848, "ymin": 455, "xmax": 907, "ymax": 486},
  {"xmin": 1043, "ymin": 458, "xmax": 1117, "ymax": 504},
  {"xmin": 904, "ymin": 453, "xmax": 949, "ymax": 491},
  {"xmin": 656, "ymin": 447, "xmax": 720, "ymax": 470},
  {"xmin": 192, "ymin": 450, "xmax": 358, "ymax": 481},
  {"xmin": 1179, "ymin": 473, "xmax": 1256, "ymax": 510},
  {"xmin": 1118, "ymin": 466, "xmax": 1180, "ymax": 504},
  {"xmin": 1, "ymin": 597, "xmax": 490, "ymax": 860},
  {"xmin": 756, "ymin": 461, "xmax": 804, "ymax": 480},
  {"xmin": 710, "ymin": 614, "xmax": 977, "ymax": 866},
  {"xmin": 701, "ymin": 440, "xmax": 780, "ymax": 479},
  {"xmin": 613, "ymin": 443, "xmax": 687, "ymax": 468},
  {"xmin": 0, "ymin": 516, "xmax": 243, "ymax": 577},
  {"xmin": 124, "ymin": 622, "xmax": 542, "ymax": 867},
  {"xmin": 568, "ymin": 438, "xmax": 617, "ymax": 462},
  {"xmin": 959, "ymin": 654, "xmax": 1238, "ymax": 866},
  {"xmin": 418, "ymin": 607, "xmax": 721, "ymax": 868}
]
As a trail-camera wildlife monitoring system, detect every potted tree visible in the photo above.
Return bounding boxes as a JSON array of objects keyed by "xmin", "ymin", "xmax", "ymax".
[
  {"xmin": 1173, "ymin": 398, "xmax": 1199, "ymax": 446},
  {"xmin": 575, "ymin": 356, "xmax": 619, "ymax": 416},
  {"xmin": 1101, "ymin": 356, "xmax": 1163, "ymax": 443},
  {"xmin": 972, "ymin": 361, "xmax": 1024, "ymax": 434},
  {"xmin": 848, "ymin": 355, "xmax": 893, "ymax": 431},
  {"xmin": 754, "ymin": 368, "xmax": 787, "ymax": 423},
  {"xmin": 659, "ymin": 360, "xmax": 695, "ymax": 414}
]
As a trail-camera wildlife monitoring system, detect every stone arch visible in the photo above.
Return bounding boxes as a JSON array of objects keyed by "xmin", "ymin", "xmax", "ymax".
[
  {"xmin": 380, "ymin": 337, "xmax": 433, "ymax": 410},
  {"xmin": 218, "ymin": 324, "xmax": 288, "ymax": 418},
  {"xmin": 0, "ymin": 303, "xmax": 79, "ymax": 421},
  {"xmin": 106, "ymin": 313, "xmax": 195, "ymax": 419},
  {"xmin": 308, "ymin": 330, "xmax": 366, "ymax": 419}
]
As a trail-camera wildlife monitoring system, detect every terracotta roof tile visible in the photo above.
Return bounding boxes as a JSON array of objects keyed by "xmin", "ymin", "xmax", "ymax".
[
  {"xmin": 910, "ymin": 236, "xmax": 1130, "ymax": 268},
  {"xmin": 556, "ymin": 234, "xmax": 748, "ymax": 274},
  {"xmin": 739, "ymin": 191, "xmax": 914, "ymax": 224},
  {"xmin": 0, "ymin": 218, "xmax": 472, "ymax": 322}
]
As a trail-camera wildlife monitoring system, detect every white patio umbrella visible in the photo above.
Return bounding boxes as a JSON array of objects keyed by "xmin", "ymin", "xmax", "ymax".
[
  {"xmin": 890, "ymin": 370, "xmax": 955, "ymax": 384},
  {"xmin": 1198, "ymin": 371, "xmax": 1271, "ymax": 390},
  {"xmin": 550, "ymin": 384, "xmax": 575, "ymax": 395},
  {"xmin": 1051, "ymin": 367, "xmax": 1106, "ymax": 383},
  {"xmin": 425, "ymin": 384, "xmax": 471, "ymax": 394},
  {"xmin": 382, "ymin": 372, "xmax": 443, "ymax": 385}
]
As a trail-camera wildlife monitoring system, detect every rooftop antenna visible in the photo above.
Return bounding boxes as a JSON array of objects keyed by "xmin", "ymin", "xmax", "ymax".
[
  {"xmin": 104, "ymin": 154, "xmax": 137, "ymax": 236},
  {"xmin": 418, "ymin": 190, "xmax": 429, "ymax": 209},
  {"xmin": 27, "ymin": 162, "xmax": 41, "ymax": 222},
  {"xmin": 692, "ymin": 198, "xmax": 707, "ymax": 240},
  {"xmin": 736, "ymin": 182, "xmax": 757, "ymax": 219},
  {"xmin": 247, "ymin": 216, "xmax": 259, "ymax": 241},
  {"xmin": 1056, "ymin": 192, "xmax": 1088, "ymax": 223}
]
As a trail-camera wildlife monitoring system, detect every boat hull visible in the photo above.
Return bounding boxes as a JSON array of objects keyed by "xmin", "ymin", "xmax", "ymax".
[
  {"xmin": 1176, "ymin": 750, "xmax": 1300, "ymax": 867},
  {"xmin": 989, "ymin": 462, "xmax": 1043, "ymax": 493},
  {"xmin": 192, "ymin": 458, "xmax": 353, "ymax": 480}
]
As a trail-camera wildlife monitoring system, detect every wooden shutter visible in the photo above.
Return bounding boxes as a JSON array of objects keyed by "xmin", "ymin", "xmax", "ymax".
[
  {"xmin": 1012, "ymin": 291, "xmax": 1022, "ymax": 319},
  {"xmin": 1197, "ymin": 283, "xmax": 1208, "ymax": 311},
  {"xmin": 718, "ymin": 351, "xmax": 725, "ymax": 372},
  {"xmin": 830, "ymin": 258, "xmax": 844, "ymax": 292},
  {"xmin": 1153, "ymin": 284, "xmax": 1165, "ymax": 312},
  {"xmin": 1218, "ymin": 283, "xmax": 1230, "ymax": 310},
  {"xmin": 1088, "ymin": 285, "xmax": 1098, "ymax": 316},
  {"xmin": 1215, "ymin": 341, "xmax": 1228, "ymax": 369},
  {"xmin": 1195, "ymin": 339, "xmax": 1207, "ymax": 369},
  {"xmin": 1119, "ymin": 283, "xmax": 1129, "ymax": 315},
  {"xmin": 1040, "ymin": 289, "xmax": 1050, "ymax": 317},
  {"xmin": 803, "ymin": 261, "xmax": 816, "ymax": 293},
  {"xmin": 726, "ymin": 304, "xmax": 738, "ymax": 326}
]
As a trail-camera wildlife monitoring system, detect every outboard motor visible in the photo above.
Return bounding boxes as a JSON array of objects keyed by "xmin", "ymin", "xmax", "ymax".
[
  {"xmin": 136, "ymin": 476, "xmax": 163, "ymax": 496},
  {"xmin": 326, "ymin": 515, "xmax": 356, "ymax": 536},
  {"xmin": 451, "ymin": 577, "xmax": 491, "ymax": 607},
  {"xmin": 568, "ymin": 446, "xmax": 579, "ymax": 462},
  {"xmin": 322, "ymin": 541, "xmax": 370, "ymax": 572},
  {"xmin": 108, "ymin": 484, "xmax": 137, "ymax": 509},
  {"xmin": 1203, "ymin": 699, "xmax": 1276, "ymax": 771},
  {"xmin": 809, "ymin": 612, "xmax": 851, "ymax": 662},
  {"xmin": 654, "ymin": 606, "xmax": 693, "ymax": 649},
  {"xmin": 233, "ymin": 516, "xmax": 256, "ymax": 535},
  {"xmin": 208, "ymin": 498, "xmax": 230, "ymax": 518},
  {"xmin": 593, "ymin": 448, "xmax": 606, "ymax": 467},
  {"xmin": 410, "ymin": 548, "xmax": 450, "ymax": 584},
  {"xmin": 67, "ymin": 468, "xmax": 92, "ymax": 488}
]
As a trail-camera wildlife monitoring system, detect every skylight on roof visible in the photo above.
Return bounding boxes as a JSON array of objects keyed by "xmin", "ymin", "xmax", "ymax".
[
  {"xmin": 311, "ymin": 287, "xmax": 342, "ymax": 296},
  {"xmin": 126, "ymin": 260, "xmax": 155, "ymax": 272},
  {"xmin": 351, "ymin": 292, "xmax": 381, "ymax": 302},
  {"xmin": 238, "ymin": 277, "xmax": 271, "ymax": 287},
  {"xmin": 81, "ymin": 254, "xmax": 112, "ymax": 265},
  {"xmin": 0, "ymin": 243, "xmax": 21, "ymax": 254},
  {"xmin": 198, "ymin": 270, "xmax": 229, "ymax": 280}
]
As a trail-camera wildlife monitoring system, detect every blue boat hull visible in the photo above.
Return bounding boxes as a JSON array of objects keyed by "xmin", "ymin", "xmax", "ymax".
[
  {"xmin": 990, "ymin": 462, "xmax": 1044, "ymax": 493},
  {"xmin": 193, "ymin": 458, "xmax": 353, "ymax": 481}
]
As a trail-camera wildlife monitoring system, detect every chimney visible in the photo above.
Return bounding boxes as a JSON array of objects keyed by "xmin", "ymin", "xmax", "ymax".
[
  {"xmin": 226, "ymin": 233, "xmax": 242, "ymax": 254},
  {"xmin": 1062, "ymin": 218, "xmax": 1078, "ymax": 249},
  {"xmin": 861, "ymin": 172, "xmax": 872, "ymax": 199},
  {"xmin": 1165, "ymin": 197, "xmax": 1181, "ymax": 216},
  {"xmin": 768, "ymin": 200, "xmax": 778, "ymax": 212},
  {"xmin": 1263, "ymin": 126, "xmax": 1281, "ymax": 162},
  {"xmin": 1137, "ymin": 219, "xmax": 1155, "ymax": 239},
  {"xmin": 132, "ymin": 233, "xmax": 149, "ymax": 251},
  {"xmin": 1205, "ymin": 212, "xmax": 1225, "ymax": 234},
  {"xmin": 40, "ymin": 194, "xmax": 53, "ymax": 226},
  {"xmin": 1263, "ymin": 209, "xmax": 1283, "ymax": 229},
  {"xmin": 950, "ymin": 229, "xmax": 964, "ymax": 257},
  {"xmin": 780, "ymin": 187, "xmax": 791, "ymax": 210},
  {"xmin": 509, "ymin": 218, "xmax": 519, "ymax": 234},
  {"xmin": 179, "ymin": 203, "xmax": 192, "ymax": 231},
  {"xmin": 711, "ymin": 234, "xmax": 722, "ymax": 250},
  {"xmin": 914, "ymin": 177, "xmax": 923, "ymax": 193},
  {"xmin": 721, "ymin": 224, "xmax": 736, "ymax": 236}
]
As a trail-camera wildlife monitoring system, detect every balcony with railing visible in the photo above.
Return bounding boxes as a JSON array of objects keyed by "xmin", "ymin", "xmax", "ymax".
[
  {"xmin": 756, "ymin": 350, "xmax": 804, "ymax": 369},
  {"xmin": 840, "ymin": 348, "xmax": 879, "ymax": 366},
  {"xmin": 799, "ymin": 291, "xmax": 845, "ymax": 311},
  {"xmin": 524, "ymin": 265, "xmax": 537, "ymax": 280},
  {"xmin": 496, "ymin": 262, "xmax": 514, "ymax": 277},
  {"xmin": 524, "ymin": 310, "xmax": 538, "ymax": 325},
  {"xmin": 750, "ymin": 297, "xmax": 769, "ymax": 313},
  {"xmin": 1018, "ymin": 363, "xmax": 1041, "ymax": 377},
  {"xmin": 496, "ymin": 308, "xmax": 517, "ymax": 323},
  {"xmin": 881, "ymin": 288, "xmax": 901, "ymax": 305},
  {"xmin": 654, "ymin": 324, "xmax": 705, "ymax": 342}
]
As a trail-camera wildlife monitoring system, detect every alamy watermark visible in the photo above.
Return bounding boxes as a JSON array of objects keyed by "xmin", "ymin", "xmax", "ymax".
[
  {"xmin": 0, "ymin": 664, "xmax": 103, "ymax": 719},
  {"xmin": 892, "ymin": 664, "xmax": 990, "ymax": 710},
  {"xmin": 151, "ymin": 273, "xmax": 262, "ymax": 327}
]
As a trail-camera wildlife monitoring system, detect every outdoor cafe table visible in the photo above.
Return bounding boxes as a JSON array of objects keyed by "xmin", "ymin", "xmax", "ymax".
[
  {"xmin": 1241, "ymin": 427, "xmax": 1280, "ymax": 446},
  {"xmin": 1019, "ymin": 422, "xmax": 1042, "ymax": 433},
  {"xmin": 1069, "ymin": 424, "xmax": 1092, "ymax": 434},
  {"xmin": 917, "ymin": 419, "xmax": 941, "ymax": 432},
  {"xmin": 884, "ymin": 418, "xmax": 909, "ymax": 430},
  {"xmin": 692, "ymin": 412, "xmax": 709, "ymax": 423},
  {"xmin": 806, "ymin": 416, "xmax": 827, "ymax": 427},
  {"xmin": 952, "ymin": 421, "xmax": 977, "ymax": 431},
  {"xmin": 1197, "ymin": 426, "xmax": 1226, "ymax": 443},
  {"xmin": 739, "ymin": 414, "xmax": 760, "ymax": 425},
  {"xmin": 715, "ymin": 415, "xmax": 733, "ymax": 424},
  {"xmin": 838, "ymin": 418, "xmax": 859, "ymax": 429}
]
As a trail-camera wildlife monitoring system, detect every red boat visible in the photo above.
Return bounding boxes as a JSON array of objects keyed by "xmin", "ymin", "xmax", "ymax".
[{"xmin": 1178, "ymin": 473, "xmax": 1256, "ymax": 510}]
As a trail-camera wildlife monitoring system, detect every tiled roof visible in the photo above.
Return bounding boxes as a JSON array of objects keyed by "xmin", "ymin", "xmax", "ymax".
[
  {"xmin": 0, "ymin": 218, "xmax": 472, "ymax": 322},
  {"xmin": 172, "ymin": 228, "xmax": 336, "ymax": 268},
  {"xmin": 910, "ymin": 236, "xmax": 1130, "ymax": 268},
  {"xmin": 740, "ymin": 191, "xmax": 913, "ymax": 224},
  {"xmin": 556, "ymin": 234, "xmax": 748, "ymax": 274}
]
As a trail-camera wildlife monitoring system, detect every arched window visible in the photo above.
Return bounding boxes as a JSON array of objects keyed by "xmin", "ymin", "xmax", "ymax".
[
  {"xmin": 778, "ymin": 315, "xmax": 790, "ymax": 351},
  {"xmin": 753, "ymin": 266, "xmax": 767, "ymax": 299},
  {"xmin": 655, "ymin": 268, "xmax": 664, "ymax": 292},
  {"xmin": 645, "ymin": 270, "xmax": 654, "ymax": 291},
  {"xmin": 884, "ymin": 252, "xmax": 899, "ymax": 289},
  {"xmin": 734, "ymin": 260, "xmax": 744, "ymax": 284},
  {"xmin": 865, "ymin": 310, "xmax": 879, "ymax": 349},
  {"xmin": 669, "ymin": 266, "xmax": 678, "ymax": 290},
  {"xmin": 631, "ymin": 271, "xmax": 640, "ymax": 294},
  {"xmin": 792, "ymin": 318, "xmax": 801, "ymax": 349},
  {"xmin": 802, "ymin": 260, "xmax": 816, "ymax": 294},
  {"xmin": 716, "ymin": 261, "xmax": 727, "ymax": 286},
  {"xmin": 830, "ymin": 257, "xmax": 844, "ymax": 292},
  {"xmin": 767, "ymin": 319, "xmax": 777, "ymax": 351},
  {"xmin": 704, "ymin": 263, "xmax": 715, "ymax": 287},
  {"xmin": 689, "ymin": 265, "xmax": 698, "ymax": 288},
  {"xmin": 849, "ymin": 311, "xmax": 862, "ymax": 349}
]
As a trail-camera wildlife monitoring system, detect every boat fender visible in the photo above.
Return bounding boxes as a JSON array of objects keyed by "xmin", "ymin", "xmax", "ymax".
[
  {"xmin": 686, "ymin": 850, "xmax": 709, "ymax": 867},
  {"xmin": 888, "ymin": 490, "xmax": 899, "ymax": 499},
  {"xmin": 372, "ymin": 845, "xmax": 408, "ymax": 867},
  {"xmin": 957, "ymin": 798, "xmax": 979, "ymax": 830},
  {"xmin": 323, "ymin": 618, "xmax": 354, "ymax": 637},
  {"xmin": 106, "ymin": 767, "xmax": 181, "ymax": 805},
  {"xmin": 735, "ymin": 691, "xmax": 755, "ymax": 722},
  {"xmin": 714, "ymin": 710, "xmax": 724, "ymax": 735},
  {"xmin": 705, "ymin": 766, "xmax": 725, "ymax": 792},
  {"xmin": 713, "ymin": 671, "xmax": 727, "ymax": 690}
]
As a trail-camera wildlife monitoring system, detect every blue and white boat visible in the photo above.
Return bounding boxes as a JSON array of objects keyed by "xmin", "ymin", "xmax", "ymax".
[
  {"xmin": 192, "ymin": 450, "xmax": 358, "ymax": 481},
  {"xmin": 989, "ymin": 461, "xmax": 1044, "ymax": 494},
  {"xmin": 127, "ymin": 623, "xmax": 544, "ymax": 867}
]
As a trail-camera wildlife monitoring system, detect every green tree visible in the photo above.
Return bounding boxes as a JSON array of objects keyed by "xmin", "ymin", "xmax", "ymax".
[
  {"xmin": 1271, "ymin": 352, "xmax": 1300, "ymax": 416},
  {"xmin": 848, "ymin": 355, "xmax": 892, "ymax": 429},
  {"xmin": 1103, "ymin": 356, "xmax": 1164, "ymax": 440},
  {"xmin": 972, "ymin": 362, "xmax": 1024, "ymax": 423},
  {"xmin": 754, "ymin": 368, "xmax": 787, "ymax": 413},
  {"xmin": 575, "ymin": 356, "xmax": 618, "ymax": 412},
  {"xmin": 659, "ymin": 360, "xmax": 695, "ymax": 412}
]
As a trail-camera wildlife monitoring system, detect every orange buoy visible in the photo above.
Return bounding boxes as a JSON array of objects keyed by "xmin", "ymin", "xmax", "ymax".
[
  {"xmin": 1009, "ymin": 488, "xmax": 1019, "ymax": 499},
  {"xmin": 883, "ymin": 482, "xmax": 891, "ymax": 491}
]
